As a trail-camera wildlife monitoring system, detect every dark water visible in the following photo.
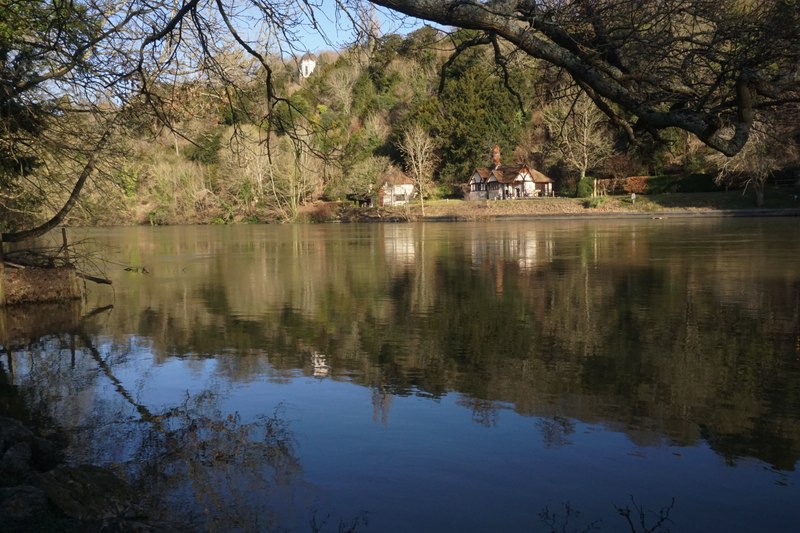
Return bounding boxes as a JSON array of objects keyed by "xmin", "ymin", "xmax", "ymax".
[{"xmin": 2, "ymin": 218, "xmax": 800, "ymax": 532}]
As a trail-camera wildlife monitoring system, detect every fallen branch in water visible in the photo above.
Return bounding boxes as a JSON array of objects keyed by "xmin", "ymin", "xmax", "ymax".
[{"xmin": 76, "ymin": 271, "xmax": 112, "ymax": 285}]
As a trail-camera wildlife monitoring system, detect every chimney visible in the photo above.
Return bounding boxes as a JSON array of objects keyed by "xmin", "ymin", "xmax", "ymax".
[{"xmin": 491, "ymin": 145, "xmax": 501, "ymax": 169}]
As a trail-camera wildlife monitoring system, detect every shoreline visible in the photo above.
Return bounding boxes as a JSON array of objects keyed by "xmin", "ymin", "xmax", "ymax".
[
  {"xmin": 417, "ymin": 207, "xmax": 800, "ymax": 223},
  {"xmin": 311, "ymin": 190, "xmax": 800, "ymax": 224}
]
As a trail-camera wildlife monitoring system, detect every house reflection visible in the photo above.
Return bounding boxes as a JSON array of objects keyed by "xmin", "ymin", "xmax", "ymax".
[
  {"xmin": 465, "ymin": 227, "xmax": 558, "ymax": 294},
  {"xmin": 468, "ymin": 226, "xmax": 555, "ymax": 274},
  {"xmin": 311, "ymin": 351, "xmax": 330, "ymax": 377},
  {"xmin": 381, "ymin": 224, "xmax": 416, "ymax": 267}
]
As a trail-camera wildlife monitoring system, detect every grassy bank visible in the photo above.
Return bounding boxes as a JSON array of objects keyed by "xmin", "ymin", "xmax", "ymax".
[{"xmin": 307, "ymin": 188, "xmax": 800, "ymax": 223}]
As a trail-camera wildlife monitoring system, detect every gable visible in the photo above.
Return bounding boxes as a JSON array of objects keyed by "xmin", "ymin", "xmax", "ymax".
[
  {"xmin": 468, "ymin": 164, "xmax": 551, "ymax": 185},
  {"xmin": 470, "ymin": 171, "xmax": 484, "ymax": 184}
]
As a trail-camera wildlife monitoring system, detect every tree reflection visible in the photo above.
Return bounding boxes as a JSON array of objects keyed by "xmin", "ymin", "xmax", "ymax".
[
  {"xmin": 128, "ymin": 394, "xmax": 300, "ymax": 531},
  {"xmin": 2, "ymin": 318, "xmax": 304, "ymax": 532},
  {"xmin": 457, "ymin": 396, "xmax": 499, "ymax": 428},
  {"xmin": 615, "ymin": 497, "xmax": 675, "ymax": 533},
  {"xmin": 67, "ymin": 222, "xmax": 800, "ymax": 471},
  {"xmin": 538, "ymin": 498, "xmax": 675, "ymax": 533},
  {"xmin": 537, "ymin": 416, "xmax": 576, "ymax": 448},
  {"xmin": 539, "ymin": 501, "xmax": 601, "ymax": 533},
  {"xmin": 76, "ymin": 332, "xmax": 302, "ymax": 532},
  {"xmin": 371, "ymin": 386, "xmax": 393, "ymax": 426}
]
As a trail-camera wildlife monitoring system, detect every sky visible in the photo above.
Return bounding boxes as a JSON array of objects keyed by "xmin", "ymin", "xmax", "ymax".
[{"xmin": 272, "ymin": 1, "xmax": 440, "ymax": 55}]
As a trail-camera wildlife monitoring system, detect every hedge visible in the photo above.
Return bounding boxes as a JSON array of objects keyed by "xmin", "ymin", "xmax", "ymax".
[{"xmin": 599, "ymin": 173, "xmax": 721, "ymax": 195}]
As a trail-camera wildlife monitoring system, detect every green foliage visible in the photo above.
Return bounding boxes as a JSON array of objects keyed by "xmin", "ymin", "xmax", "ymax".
[
  {"xmin": 351, "ymin": 74, "xmax": 378, "ymax": 116},
  {"xmin": 400, "ymin": 26, "xmax": 442, "ymax": 66},
  {"xmin": 435, "ymin": 62, "xmax": 528, "ymax": 186},
  {"xmin": 271, "ymin": 94, "xmax": 312, "ymax": 135},
  {"xmin": 576, "ymin": 176, "xmax": 594, "ymax": 198},
  {"xmin": 147, "ymin": 207, "xmax": 168, "ymax": 226},
  {"xmin": 583, "ymin": 196, "xmax": 605, "ymax": 208},
  {"xmin": 369, "ymin": 34, "xmax": 405, "ymax": 97},
  {"xmin": 221, "ymin": 104, "xmax": 250, "ymax": 126},
  {"xmin": 115, "ymin": 164, "xmax": 142, "ymax": 197},
  {"xmin": 185, "ymin": 130, "xmax": 223, "ymax": 165},
  {"xmin": 643, "ymin": 174, "xmax": 720, "ymax": 194},
  {"xmin": 235, "ymin": 180, "xmax": 257, "ymax": 206},
  {"xmin": 429, "ymin": 183, "xmax": 450, "ymax": 201}
]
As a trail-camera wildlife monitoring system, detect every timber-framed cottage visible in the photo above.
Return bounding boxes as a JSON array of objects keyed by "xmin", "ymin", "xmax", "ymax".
[{"xmin": 467, "ymin": 145, "xmax": 553, "ymax": 200}]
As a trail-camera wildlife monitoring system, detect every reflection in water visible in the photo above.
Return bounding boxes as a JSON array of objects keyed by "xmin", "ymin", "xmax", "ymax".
[
  {"xmin": 537, "ymin": 416, "xmax": 575, "ymax": 448},
  {"xmin": 312, "ymin": 351, "xmax": 330, "ymax": 377},
  {"xmin": 2, "ymin": 322, "xmax": 302, "ymax": 531},
  {"xmin": 2, "ymin": 219, "xmax": 800, "ymax": 531}
]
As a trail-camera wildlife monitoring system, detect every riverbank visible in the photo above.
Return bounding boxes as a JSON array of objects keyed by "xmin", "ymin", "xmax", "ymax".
[{"xmin": 322, "ymin": 189, "xmax": 800, "ymax": 223}]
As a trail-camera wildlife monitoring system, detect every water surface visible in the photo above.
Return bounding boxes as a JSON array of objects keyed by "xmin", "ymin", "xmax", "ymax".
[{"xmin": 3, "ymin": 218, "xmax": 800, "ymax": 532}]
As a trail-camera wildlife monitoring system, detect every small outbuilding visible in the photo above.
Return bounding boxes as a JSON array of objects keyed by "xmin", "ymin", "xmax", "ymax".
[{"xmin": 378, "ymin": 167, "xmax": 416, "ymax": 206}]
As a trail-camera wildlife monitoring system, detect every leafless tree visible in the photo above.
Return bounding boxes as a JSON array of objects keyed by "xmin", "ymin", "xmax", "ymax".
[
  {"xmin": 712, "ymin": 122, "xmax": 789, "ymax": 207},
  {"xmin": 396, "ymin": 124, "xmax": 439, "ymax": 215},
  {"xmin": 326, "ymin": 63, "xmax": 363, "ymax": 115},
  {"xmin": 543, "ymin": 86, "xmax": 614, "ymax": 196}
]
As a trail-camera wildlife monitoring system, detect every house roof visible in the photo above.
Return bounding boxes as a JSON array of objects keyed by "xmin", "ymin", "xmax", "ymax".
[
  {"xmin": 472, "ymin": 164, "xmax": 553, "ymax": 184},
  {"xmin": 300, "ymin": 52, "xmax": 317, "ymax": 61},
  {"xmin": 379, "ymin": 165, "xmax": 413, "ymax": 186},
  {"xmin": 529, "ymin": 168, "xmax": 554, "ymax": 183},
  {"xmin": 491, "ymin": 165, "xmax": 531, "ymax": 184},
  {"xmin": 497, "ymin": 164, "xmax": 529, "ymax": 175}
]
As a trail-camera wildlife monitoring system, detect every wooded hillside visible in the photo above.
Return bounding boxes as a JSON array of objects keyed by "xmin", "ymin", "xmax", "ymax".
[{"xmin": 1, "ymin": 1, "xmax": 798, "ymax": 228}]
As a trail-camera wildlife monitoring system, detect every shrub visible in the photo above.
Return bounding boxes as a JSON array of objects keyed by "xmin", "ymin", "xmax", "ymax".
[
  {"xmin": 606, "ymin": 174, "xmax": 721, "ymax": 195},
  {"xmin": 184, "ymin": 129, "xmax": 222, "ymax": 165},
  {"xmin": 147, "ymin": 207, "xmax": 168, "ymax": 226},
  {"xmin": 576, "ymin": 176, "xmax": 594, "ymax": 198},
  {"xmin": 644, "ymin": 173, "xmax": 719, "ymax": 193},
  {"xmin": 583, "ymin": 197, "xmax": 605, "ymax": 208},
  {"xmin": 623, "ymin": 176, "xmax": 648, "ymax": 194}
]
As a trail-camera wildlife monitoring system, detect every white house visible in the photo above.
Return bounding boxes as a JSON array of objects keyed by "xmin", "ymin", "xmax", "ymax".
[
  {"xmin": 467, "ymin": 147, "xmax": 553, "ymax": 200},
  {"xmin": 299, "ymin": 52, "xmax": 317, "ymax": 79},
  {"xmin": 378, "ymin": 167, "xmax": 416, "ymax": 206},
  {"xmin": 468, "ymin": 164, "xmax": 553, "ymax": 200}
]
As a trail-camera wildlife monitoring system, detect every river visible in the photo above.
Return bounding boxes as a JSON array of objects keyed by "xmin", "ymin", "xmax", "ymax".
[{"xmin": 2, "ymin": 218, "xmax": 800, "ymax": 532}]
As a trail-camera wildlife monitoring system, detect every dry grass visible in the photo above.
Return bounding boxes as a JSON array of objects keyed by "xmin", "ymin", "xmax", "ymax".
[{"xmin": 381, "ymin": 188, "xmax": 800, "ymax": 221}]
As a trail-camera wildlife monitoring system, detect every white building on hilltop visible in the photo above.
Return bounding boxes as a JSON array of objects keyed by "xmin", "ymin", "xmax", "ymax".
[{"xmin": 299, "ymin": 52, "xmax": 317, "ymax": 79}]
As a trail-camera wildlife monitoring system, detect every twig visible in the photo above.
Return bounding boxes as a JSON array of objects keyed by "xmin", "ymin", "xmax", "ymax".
[{"xmin": 76, "ymin": 272, "xmax": 112, "ymax": 285}]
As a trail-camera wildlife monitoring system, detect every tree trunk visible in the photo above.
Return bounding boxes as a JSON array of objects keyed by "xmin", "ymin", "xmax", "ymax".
[
  {"xmin": 1, "ymin": 128, "xmax": 113, "ymax": 244},
  {"xmin": 754, "ymin": 180, "xmax": 765, "ymax": 207}
]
